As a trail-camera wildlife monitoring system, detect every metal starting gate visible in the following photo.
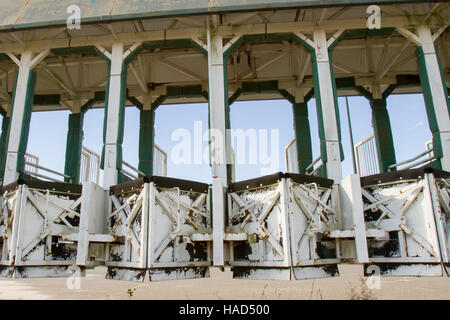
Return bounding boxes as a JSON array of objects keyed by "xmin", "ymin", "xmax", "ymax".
[
  {"xmin": 0, "ymin": 166, "xmax": 449, "ymax": 280},
  {"xmin": 227, "ymin": 173, "xmax": 340, "ymax": 280},
  {"xmin": 105, "ymin": 176, "xmax": 211, "ymax": 281},
  {"xmin": 0, "ymin": 180, "xmax": 84, "ymax": 278}
]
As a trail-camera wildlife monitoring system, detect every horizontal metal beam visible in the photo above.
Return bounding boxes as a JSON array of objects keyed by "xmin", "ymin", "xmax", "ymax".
[{"xmin": 1, "ymin": 16, "xmax": 448, "ymax": 54}]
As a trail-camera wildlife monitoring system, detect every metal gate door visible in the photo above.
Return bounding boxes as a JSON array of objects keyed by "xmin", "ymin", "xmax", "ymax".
[
  {"xmin": 227, "ymin": 173, "xmax": 292, "ymax": 280},
  {"xmin": 2, "ymin": 180, "xmax": 83, "ymax": 278},
  {"xmin": 147, "ymin": 176, "xmax": 211, "ymax": 281},
  {"xmin": 426, "ymin": 169, "xmax": 450, "ymax": 275},
  {"xmin": 360, "ymin": 168, "xmax": 443, "ymax": 276},
  {"xmin": 106, "ymin": 178, "xmax": 149, "ymax": 281},
  {"xmin": 285, "ymin": 173, "xmax": 341, "ymax": 279},
  {"xmin": 0, "ymin": 183, "xmax": 22, "ymax": 277}
]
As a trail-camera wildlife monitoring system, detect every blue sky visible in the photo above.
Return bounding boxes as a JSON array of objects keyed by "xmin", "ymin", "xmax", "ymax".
[{"xmin": 20, "ymin": 93, "xmax": 431, "ymax": 184}]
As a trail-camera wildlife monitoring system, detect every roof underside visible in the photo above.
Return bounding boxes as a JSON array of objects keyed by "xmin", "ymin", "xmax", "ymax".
[
  {"xmin": 0, "ymin": 1, "xmax": 448, "ymax": 112},
  {"xmin": 0, "ymin": 0, "xmax": 443, "ymax": 31}
]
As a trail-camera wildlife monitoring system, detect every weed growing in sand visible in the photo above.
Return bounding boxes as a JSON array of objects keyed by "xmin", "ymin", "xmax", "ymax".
[
  {"xmin": 348, "ymin": 277, "xmax": 376, "ymax": 300},
  {"xmin": 127, "ymin": 288, "xmax": 136, "ymax": 297}
]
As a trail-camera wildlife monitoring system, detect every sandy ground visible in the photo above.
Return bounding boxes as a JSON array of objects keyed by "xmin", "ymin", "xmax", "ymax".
[{"xmin": 0, "ymin": 264, "xmax": 450, "ymax": 300}]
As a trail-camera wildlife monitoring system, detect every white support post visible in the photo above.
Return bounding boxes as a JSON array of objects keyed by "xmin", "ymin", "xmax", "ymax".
[
  {"xmin": 3, "ymin": 51, "xmax": 34, "ymax": 185},
  {"xmin": 312, "ymin": 29, "xmax": 343, "ymax": 183},
  {"xmin": 339, "ymin": 174, "xmax": 369, "ymax": 263},
  {"xmin": 212, "ymin": 177, "xmax": 225, "ymax": 267},
  {"xmin": 103, "ymin": 42, "xmax": 125, "ymax": 189},
  {"xmin": 415, "ymin": 25, "xmax": 450, "ymax": 171},
  {"xmin": 207, "ymin": 20, "xmax": 228, "ymax": 184},
  {"xmin": 207, "ymin": 17, "xmax": 228, "ymax": 267}
]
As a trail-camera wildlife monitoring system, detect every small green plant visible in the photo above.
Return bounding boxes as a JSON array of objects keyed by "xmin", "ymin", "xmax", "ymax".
[{"xmin": 127, "ymin": 288, "xmax": 136, "ymax": 297}]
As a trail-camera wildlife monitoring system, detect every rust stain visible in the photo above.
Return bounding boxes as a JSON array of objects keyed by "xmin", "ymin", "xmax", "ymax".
[{"xmin": 14, "ymin": 0, "xmax": 31, "ymax": 25}]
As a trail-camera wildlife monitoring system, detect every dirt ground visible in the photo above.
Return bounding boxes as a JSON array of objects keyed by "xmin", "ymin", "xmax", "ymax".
[{"xmin": 0, "ymin": 264, "xmax": 449, "ymax": 300}]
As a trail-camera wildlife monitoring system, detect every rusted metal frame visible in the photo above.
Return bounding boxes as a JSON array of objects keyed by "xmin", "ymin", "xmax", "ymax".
[
  {"xmin": 126, "ymin": 192, "xmax": 144, "ymax": 248},
  {"xmin": 109, "ymin": 195, "xmax": 132, "ymax": 233},
  {"xmin": 229, "ymin": 192, "xmax": 258, "ymax": 229},
  {"xmin": 257, "ymin": 191, "xmax": 281, "ymax": 223},
  {"xmin": 292, "ymin": 186, "xmax": 332, "ymax": 235},
  {"xmin": 437, "ymin": 180, "xmax": 450, "ymax": 214},
  {"xmin": 152, "ymin": 233, "xmax": 176, "ymax": 262},
  {"xmin": 109, "ymin": 191, "xmax": 143, "ymax": 264},
  {"xmin": 19, "ymin": 189, "xmax": 80, "ymax": 260},
  {"xmin": 291, "ymin": 183, "xmax": 338, "ymax": 263},
  {"xmin": 399, "ymin": 223, "xmax": 436, "ymax": 256},
  {"xmin": 363, "ymin": 183, "xmax": 423, "ymax": 222},
  {"xmin": 297, "ymin": 185, "xmax": 334, "ymax": 218},
  {"xmin": 363, "ymin": 182, "xmax": 424, "ymax": 228},
  {"xmin": 154, "ymin": 189, "xmax": 177, "ymax": 224},
  {"xmin": 33, "ymin": 189, "xmax": 82, "ymax": 222},
  {"xmin": 361, "ymin": 188, "xmax": 397, "ymax": 224},
  {"xmin": 229, "ymin": 184, "xmax": 285, "ymax": 257},
  {"xmin": 162, "ymin": 191, "xmax": 208, "ymax": 220},
  {"xmin": 177, "ymin": 193, "xmax": 208, "ymax": 230},
  {"xmin": 363, "ymin": 180, "xmax": 440, "ymax": 260},
  {"xmin": 0, "ymin": 187, "xmax": 21, "ymax": 265}
]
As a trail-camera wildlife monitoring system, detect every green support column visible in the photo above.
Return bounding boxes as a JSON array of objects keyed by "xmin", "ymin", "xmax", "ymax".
[
  {"xmin": 64, "ymin": 113, "xmax": 84, "ymax": 183},
  {"xmin": 0, "ymin": 116, "xmax": 10, "ymax": 180},
  {"xmin": 370, "ymin": 98, "xmax": 397, "ymax": 172},
  {"xmin": 138, "ymin": 109, "xmax": 155, "ymax": 177},
  {"xmin": 292, "ymin": 102, "xmax": 313, "ymax": 174},
  {"xmin": 416, "ymin": 46, "xmax": 450, "ymax": 170}
]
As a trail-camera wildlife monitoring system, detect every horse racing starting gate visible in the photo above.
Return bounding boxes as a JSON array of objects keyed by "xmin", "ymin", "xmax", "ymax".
[{"xmin": 1, "ymin": 166, "xmax": 448, "ymax": 281}]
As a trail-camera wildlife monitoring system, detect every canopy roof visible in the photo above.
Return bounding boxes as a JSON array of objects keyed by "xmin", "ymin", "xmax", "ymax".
[{"xmin": 0, "ymin": 0, "xmax": 439, "ymax": 31}]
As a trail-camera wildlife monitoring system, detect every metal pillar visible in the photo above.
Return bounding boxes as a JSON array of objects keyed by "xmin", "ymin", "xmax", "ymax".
[
  {"xmin": 102, "ymin": 43, "xmax": 127, "ymax": 188},
  {"xmin": 311, "ymin": 29, "xmax": 343, "ymax": 182},
  {"xmin": 3, "ymin": 52, "xmax": 37, "ymax": 185},
  {"xmin": 138, "ymin": 109, "xmax": 155, "ymax": 177},
  {"xmin": 370, "ymin": 98, "xmax": 397, "ymax": 173},
  {"xmin": 292, "ymin": 90, "xmax": 313, "ymax": 174},
  {"xmin": 0, "ymin": 115, "xmax": 10, "ymax": 180},
  {"xmin": 64, "ymin": 99, "xmax": 84, "ymax": 184},
  {"xmin": 207, "ymin": 16, "xmax": 228, "ymax": 267},
  {"xmin": 415, "ymin": 26, "xmax": 450, "ymax": 171}
]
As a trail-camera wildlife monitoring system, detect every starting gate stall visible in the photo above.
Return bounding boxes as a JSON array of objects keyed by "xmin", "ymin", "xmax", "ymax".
[
  {"xmin": 105, "ymin": 176, "xmax": 211, "ymax": 281},
  {"xmin": 226, "ymin": 172, "xmax": 341, "ymax": 280},
  {"xmin": 356, "ymin": 167, "xmax": 448, "ymax": 277},
  {"xmin": 429, "ymin": 169, "xmax": 450, "ymax": 274},
  {"xmin": 285, "ymin": 173, "xmax": 341, "ymax": 280},
  {"xmin": 105, "ymin": 178, "xmax": 150, "ymax": 281},
  {"xmin": 227, "ymin": 173, "xmax": 292, "ymax": 280},
  {"xmin": 0, "ymin": 179, "xmax": 83, "ymax": 278}
]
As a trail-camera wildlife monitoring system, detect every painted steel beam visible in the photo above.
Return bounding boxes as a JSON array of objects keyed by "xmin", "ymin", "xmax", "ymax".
[
  {"xmin": 3, "ymin": 52, "xmax": 37, "ymax": 185},
  {"xmin": 415, "ymin": 26, "xmax": 450, "ymax": 171},
  {"xmin": 64, "ymin": 110, "xmax": 83, "ymax": 184}
]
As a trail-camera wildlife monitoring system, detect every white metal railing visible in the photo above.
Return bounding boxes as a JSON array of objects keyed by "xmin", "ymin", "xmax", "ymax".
[
  {"xmin": 80, "ymin": 146, "xmax": 100, "ymax": 184},
  {"xmin": 120, "ymin": 160, "xmax": 146, "ymax": 180},
  {"xmin": 388, "ymin": 147, "xmax": 436, "ymax": 171},
  {"xmin": 24, "ymin": 160, "xmax": 71, "ymax": 183},
  {"xmin": 355, "ymin": 135, "xmax": 379, "ymax": 177},
  {"xmin": 426, "ymin": 140, "xmax": 433, "ymax": 159},
  {"xmin": 22, "ymin": 144, "xmax": 167, "ymax": 184},
  {"xmin": 24, "ymin": 153, "xmax": 39, "ymax": 175},
  {"xmin": 305, "ymin": 155, "xmax": 323, "ymax": 176},
  {"xmin": 154, "ymin": 144, "xmax": 168, "ymax": 177},
  {"xmin": 284, "ymin": 139, "xmax": 298, "ymax": 173},
  {"xmin": 121, "ymin": 144, "xmax": 168, "ymax": 180},
  {"xmin": 284, "ymin": 138, "xmax": 322, "ymax": 175}
]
